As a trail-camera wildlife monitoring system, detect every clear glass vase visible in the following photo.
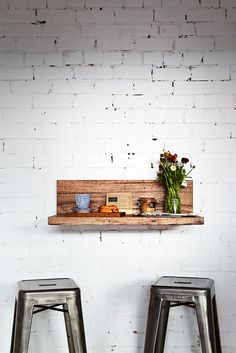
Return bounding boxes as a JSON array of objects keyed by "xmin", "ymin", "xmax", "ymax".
[{"xmin": 165, "ymin": 189, "xmax": 181, "ymax": 214}]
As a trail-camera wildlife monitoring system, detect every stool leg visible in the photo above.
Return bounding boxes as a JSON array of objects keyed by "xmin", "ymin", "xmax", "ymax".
[
  {"xmin": 66, "ymin": 291, "xmax": 87, "ymax": 353},
  {"xmin": 63, "ymin": 303, "xmax": 76, "ymax": 353},
  {"xmin": 195, "ymin": 295, "xmax": 217, "ymax": 353},
  {"xmin": 212, "ymin": 296, "xmax": 222, "ymax": 353},
  {"xmin": 154, "ymin": 301, "xmax": 170, "ymax": 353},
  {"xmin": 144, "ymin": 293, "xmax": 165, "ymax": 353},
  {"xmin": 10, "ymin": 300, "xmax": 17, "ymax": 353},
  {"xmin": 11, "ymin": 297, "xmax": 34, "ymax": 353}
]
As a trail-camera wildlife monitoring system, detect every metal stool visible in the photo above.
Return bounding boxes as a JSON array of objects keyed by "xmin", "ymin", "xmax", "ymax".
[
  {"xmin": 144, "ymin": 276, "xmax": 222, "ymax": 353},
  {"xmin": 10, "ymin": 278, "xmax": 87, "ymax": 353}
]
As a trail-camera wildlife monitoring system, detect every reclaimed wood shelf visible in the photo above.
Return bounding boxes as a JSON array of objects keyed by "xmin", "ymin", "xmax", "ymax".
[{"xmin": 48, "ymin": 180, "xmax": 204, "ymax": 230}]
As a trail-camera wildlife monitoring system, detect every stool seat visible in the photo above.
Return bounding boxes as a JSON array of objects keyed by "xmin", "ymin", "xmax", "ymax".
[
  {"xmin": 144, "ymin": 276, "xmax": 222, "ymax": 353},
  {"xmin": 10, "ymin": 278, "xmax": 87, "ymax": 353},
  {"xmin": 17, "ymin": 277, "xmax": 79, "ymax": 292},
  {"xmin": 154, "ymin": 276, "xmax": 214, "ymax": 290}
]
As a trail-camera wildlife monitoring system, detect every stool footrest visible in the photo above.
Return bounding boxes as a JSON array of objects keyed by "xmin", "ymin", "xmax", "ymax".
[
  {"xmin": 33, "ymin": 304, "xmax": 68, "ymax": 314},
  {"xmin": 170, "ymin": 302, "xmax": 195, "ymax": 308}
]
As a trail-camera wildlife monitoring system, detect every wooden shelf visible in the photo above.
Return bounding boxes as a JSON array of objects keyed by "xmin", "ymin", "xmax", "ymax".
[
  {"xmin": 48, "ymin": 214, "xmax": 204, "ymax": 230},
  {"xmin": 48, "ymin": 180, "xmax": 204, "ymax": 230}
]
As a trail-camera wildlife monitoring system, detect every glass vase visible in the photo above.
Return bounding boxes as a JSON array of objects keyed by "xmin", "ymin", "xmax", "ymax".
[{"xmin": 165, "ymin": 189, "xmax": 181, "ymax": 214}]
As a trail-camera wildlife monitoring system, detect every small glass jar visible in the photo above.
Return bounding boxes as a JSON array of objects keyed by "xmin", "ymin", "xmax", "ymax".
[
  {"xmin": 165, "ymin": 190, "xmax": 181, "ymax": 214},
  {"xmin": 138, "ymin": 198, "xmax": 158, "ymax": 213}
]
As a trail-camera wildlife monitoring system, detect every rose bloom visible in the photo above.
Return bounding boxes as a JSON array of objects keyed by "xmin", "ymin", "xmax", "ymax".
[{"xmin": 167, "ymin": 153, "xmax": 177, "ymax": 162}]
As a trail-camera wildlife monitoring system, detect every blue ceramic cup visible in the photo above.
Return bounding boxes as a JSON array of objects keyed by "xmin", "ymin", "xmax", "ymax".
[{"xmin": 75, "ymin": 194, "xmax": 91, "ymax": 210}]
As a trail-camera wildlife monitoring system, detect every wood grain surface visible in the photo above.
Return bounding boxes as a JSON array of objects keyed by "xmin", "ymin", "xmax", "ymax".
[
  {"xmin": 48, "ymin": 214, "xmax": 204, "ymax": 227},
  {"xmin": 62, "ymin": 212, "xmax": 126, "ymax": 217},
  {"xmin": 56, "ymin": 179, "xmax": 193, "ymax": 215}
]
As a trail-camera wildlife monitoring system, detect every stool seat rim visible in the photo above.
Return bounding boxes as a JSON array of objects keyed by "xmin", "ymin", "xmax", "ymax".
[
  {"xmin": 16, "ymin": 278, "xmax": 79, "ymax": 293},
  {"xmin": 151, "ymin": 276, "xmax": 215, "ymax": 290}
]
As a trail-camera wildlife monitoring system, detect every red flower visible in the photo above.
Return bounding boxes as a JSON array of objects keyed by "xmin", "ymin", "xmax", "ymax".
[
  {"xmin": 166, "ymin": 152, "xmax": 177, "ymax": 162},
  {"xmin": 160, "ymin": 151, "xmax": 178, "ymax": 162}
]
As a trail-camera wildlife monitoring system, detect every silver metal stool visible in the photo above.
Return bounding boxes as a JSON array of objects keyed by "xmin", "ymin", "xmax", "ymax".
[
  {"xmin": 10, "ymin": 278, "xmax": 87, "ymax": 353},
  {"xmin": 144, "ymin": 276, "xmax": 222, "ymax": 353}
]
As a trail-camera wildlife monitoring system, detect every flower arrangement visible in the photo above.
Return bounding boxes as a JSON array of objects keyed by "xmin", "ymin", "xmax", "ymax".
[{"xmin": 157, "ymin": 151, "xmax": 195, "ymax": 213}]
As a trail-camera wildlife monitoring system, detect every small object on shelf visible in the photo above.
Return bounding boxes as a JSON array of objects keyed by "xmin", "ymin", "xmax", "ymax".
[
  {"xmin": 137, "ymin": 197, "xmax": 158, "ymax": 214},
  {"xmin": 75, "ymin": 194, "xmax": 91, "ymax": 211},
  {"xmin": 135, "ymin": 212, "xmax": 200, "ymax": 217},
  {"xmin": 106, "ymin": 192, "xmax": 132, "ymax": 214},
  {"xmin": 72, "ymin": 207, "xmax": 94, "ymax": 213},
  {"xmin": 157, "ymin": 150, "xmax": 195, "ymax": 214},
  {"xmin": 99, "ymin": 205, "xmax": 119, "ymax": 213},
  {"xmin": 165, "ymin": 191, "xmax": 181, "ymax": 214}
]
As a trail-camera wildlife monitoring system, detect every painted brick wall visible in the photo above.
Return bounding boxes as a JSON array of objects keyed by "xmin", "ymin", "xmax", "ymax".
[{"xmin": 0, "ymin": 0, "xmax": 236, "ymax": 352}]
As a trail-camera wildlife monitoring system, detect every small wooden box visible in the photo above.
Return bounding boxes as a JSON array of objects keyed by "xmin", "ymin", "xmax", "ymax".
[{"xmin": 106, "ymin": 192, "xmax": 133, "ymax": 214}]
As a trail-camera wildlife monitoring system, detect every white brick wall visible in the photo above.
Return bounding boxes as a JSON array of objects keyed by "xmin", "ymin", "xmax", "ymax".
[
  {"xmin": 191, "ymin": 66, "xmax": 230, "ymax": 80},
  {"xmin": 0, "ymin": 10, "xmax": 35, "ymax": 23},
  {"xmin": 0, "ymin": 2, "xmax": 236, "ymax": 353}
]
